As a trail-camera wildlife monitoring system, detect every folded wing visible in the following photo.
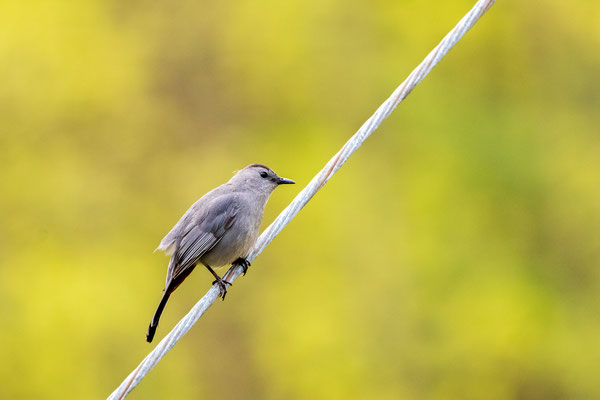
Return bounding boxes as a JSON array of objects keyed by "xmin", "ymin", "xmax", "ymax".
[{"xmin": 166, "ymin": 195, "xmax": 239, "ymax": 289}]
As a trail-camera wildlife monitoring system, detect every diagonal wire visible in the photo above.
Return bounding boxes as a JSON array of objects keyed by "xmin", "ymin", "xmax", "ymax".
[{"xmin": 108, "ymin": 0, "xmax": 496, "ymax": 398}]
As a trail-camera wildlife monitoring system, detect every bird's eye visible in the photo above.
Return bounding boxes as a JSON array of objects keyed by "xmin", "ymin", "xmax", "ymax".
[{"xmin": 260, "ymin": 171, "xmax": 268, "ymax": 178}]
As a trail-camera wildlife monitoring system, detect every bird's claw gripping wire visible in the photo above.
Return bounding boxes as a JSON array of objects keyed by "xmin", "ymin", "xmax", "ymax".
[
  {"xmin": 212, "ymin": 277, "xmax": 232, "ymax": 300},
  {"xmin": 233, "ymin": 257, "xmax": 251, "ymax": 275}
]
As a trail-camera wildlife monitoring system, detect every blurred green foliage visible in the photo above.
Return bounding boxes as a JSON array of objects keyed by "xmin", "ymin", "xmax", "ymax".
[{"xmin": 1, "ymin": 0, "xmax": 599, "ymax": 399}]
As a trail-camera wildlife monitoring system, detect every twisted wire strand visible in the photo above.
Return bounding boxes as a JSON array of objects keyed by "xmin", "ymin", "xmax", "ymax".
[{"xmin": 108, "ymin": 1, "xmax": 496, "ymax": 398}]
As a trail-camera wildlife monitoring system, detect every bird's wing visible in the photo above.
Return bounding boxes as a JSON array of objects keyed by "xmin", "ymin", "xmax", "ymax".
[{"xmin": 166, "ymin": 196, "xmax": 239, "ymax": 285}]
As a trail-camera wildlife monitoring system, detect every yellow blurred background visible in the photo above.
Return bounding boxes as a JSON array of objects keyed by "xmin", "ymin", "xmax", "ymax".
[{"xmin": 1, "ymin": 1, "xmax": 599, "ymax": 399}]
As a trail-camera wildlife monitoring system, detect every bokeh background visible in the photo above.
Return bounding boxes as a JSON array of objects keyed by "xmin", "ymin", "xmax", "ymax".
[{"xmin": 1, "ymin": 0, "xmax": 599, "ymax": 399}]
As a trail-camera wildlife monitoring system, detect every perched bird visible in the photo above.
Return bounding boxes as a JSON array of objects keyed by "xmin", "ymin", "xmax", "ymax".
[{"xmin": 146, "ymin": 164, "xmax": 295, "ymax": 343}]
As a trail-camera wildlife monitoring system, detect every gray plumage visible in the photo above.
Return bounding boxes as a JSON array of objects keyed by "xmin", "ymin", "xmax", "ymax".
[{"xmin": 146, "ymin": 164, "xmax": 294, "ymax": 342}]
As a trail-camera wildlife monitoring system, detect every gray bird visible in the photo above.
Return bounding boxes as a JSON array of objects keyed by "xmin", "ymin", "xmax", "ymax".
[{"xmin": 146, "ymin": 164, "xmax": 294, "ymax": 343}]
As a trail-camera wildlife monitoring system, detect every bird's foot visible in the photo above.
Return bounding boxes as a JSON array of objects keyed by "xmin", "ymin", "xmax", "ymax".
[
  {"xmin": 233, "ymin": 257, "xmax": 251, "ymax": 275},
  {"xmin": 212, "ymin": 277, "xmax": 232, "ymax": 300}
]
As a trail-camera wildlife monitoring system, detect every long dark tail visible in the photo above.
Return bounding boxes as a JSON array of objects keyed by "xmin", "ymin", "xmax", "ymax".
[
  {"xmin": 146, "ymin": 264, "xmax": 196, "ymax": 343},
  {"xmin": 146, "ymin": 291, "xmax": 171, "ymax": 343}
]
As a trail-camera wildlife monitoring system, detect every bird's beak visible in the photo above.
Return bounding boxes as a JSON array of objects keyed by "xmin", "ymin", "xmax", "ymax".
[{"xmin": 277, "ymin": 177, "xmax": 295, "ymax": 185}]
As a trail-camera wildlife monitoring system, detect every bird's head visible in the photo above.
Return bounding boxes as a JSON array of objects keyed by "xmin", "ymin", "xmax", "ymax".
[{"xmin": 230, "ymin": 164, "xmax": 295, "ymax": 194}]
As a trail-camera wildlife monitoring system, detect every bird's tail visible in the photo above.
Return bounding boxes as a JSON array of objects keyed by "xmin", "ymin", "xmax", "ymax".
[{"xmin": 146, "ymin": 291, "xmax": 171, "ymax": 343}]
